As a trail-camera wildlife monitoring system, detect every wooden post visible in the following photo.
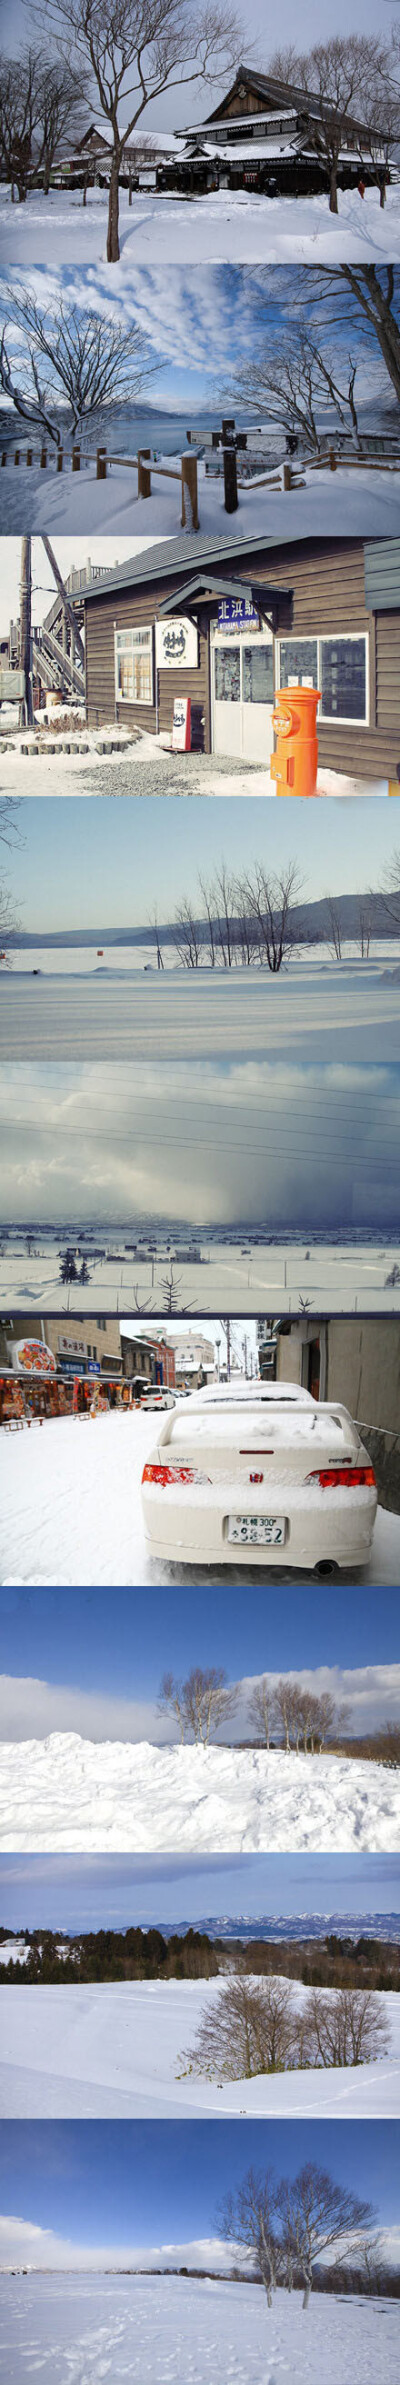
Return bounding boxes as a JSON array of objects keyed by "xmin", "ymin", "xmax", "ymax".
[
  {"xmin": 40, "ymin": 447, "xmax": 47, "ymax": 469},
  {"xmin": 329, "ymin": 448, "xmax": 337, "ymax": 472},
  {"xmin": 283, "ymin": 463, "xmax": 292, "ymax": 491},
  {"xmin": 26, "ymin": 449, "xmax": 32, "ymax": 466},
  {"xmin": 72, "ymin": 447, "xmax": 81, "ymax": 472},
  {"xmin": 138, "ymin": 448, "xmax": 151, "ymax": 498},
  {"xmin": 223, "ymin": 445, "xmax": 238, "ymax": 513},
  {"xmin": 14, "ymin": 449, "xmax": 20, "ymax": 465},
  {"xmin": 181, "ymin": 453, "xmax": 199, "ymax": 531},
  {"xmin": 96, "ymin": 448, "xmax": 107, "ymax": 479},
  {"xmin": 1, "ymin": 452, "xmax": 6, "ymax": 467},
  {"xmin": 57, "ymin": 450, "xmax": 63, "ymax": 472}
]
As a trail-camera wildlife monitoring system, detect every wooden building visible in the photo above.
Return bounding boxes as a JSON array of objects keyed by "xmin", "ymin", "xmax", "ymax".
[
  {"xmin": 82, "ymin": 531, "xmax": 400, "ymax": 784},
  {"xmin": 158, "ymin": 64, "xmax": 393, "ymax": 197}
]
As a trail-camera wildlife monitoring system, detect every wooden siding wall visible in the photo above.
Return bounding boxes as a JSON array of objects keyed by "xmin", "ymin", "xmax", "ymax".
[{"xmin": 85, "ymin": 540, "xmax": 400, "ymax": 777}]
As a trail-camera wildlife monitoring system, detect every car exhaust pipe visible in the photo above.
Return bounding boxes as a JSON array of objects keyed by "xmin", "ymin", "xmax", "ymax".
[{"xmin": 314, "ymin": 1559, "xmax": 338, "ymax": 1579}]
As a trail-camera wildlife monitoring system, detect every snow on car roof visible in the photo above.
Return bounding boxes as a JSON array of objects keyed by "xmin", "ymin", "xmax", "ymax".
[{"xmin": 189, "ymin": 1381, "xmax": 315, "ymax": 1405}]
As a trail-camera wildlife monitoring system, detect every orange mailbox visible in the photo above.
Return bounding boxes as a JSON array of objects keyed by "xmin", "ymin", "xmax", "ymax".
[{"xmin": 270, "ymin": 683, "xmax": 321, "ymax": 798}]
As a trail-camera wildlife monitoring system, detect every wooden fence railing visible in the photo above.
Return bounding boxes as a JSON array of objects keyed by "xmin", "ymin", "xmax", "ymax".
[{"xmin": 0, "ymin": 443, "xmax": 199, "ymax": 527}]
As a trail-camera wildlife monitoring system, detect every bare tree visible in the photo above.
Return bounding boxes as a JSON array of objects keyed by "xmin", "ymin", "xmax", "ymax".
[
  {"xmin": 279, "ymin": 2160, "xmax": 375, "ymax": 2305},
  {"xmin": 241, "ymin": 863, "xmax": 303, "ymax": 973},
  {"xmin": 357, "ymin": 900, "xmax": 373, "ymax": 959},
  {"xmin": 35, "ymin": 1, "xmax": 241, "ymax": 259},
  {"xmin": 0, "ymin": 52, "xmax": 85, "ymax": 201},
  {"xmin": 0, "ymin": 882, "xmax": 21, "ymax": 969},
  {"xmin": 0, "ymin": 287, "xmax": 153, "ymax": 447},
  {"xmin": 148, "ymin": 906, "xmax": 164, "ymax": 969},
  {"xmin": 380, "ymin": 847, "xmax": 400, "ymax": 933},
  {"xmin": 326, "ymin": 896, "xmax": 343, "ymax": 960},
  {"xmin": 172, "ymin": 898, "xmax": 202, "ymax": 969},
  {"xmin": 314, "ymin": 267, "xmax": 400, "ymax": 408},
  {"xmin": 184, "ymin": 1975, "xmax": 299, "ymax": 2081},
  {"xmin": 213, "ymin": 861, "xmax": 237, "ymax": 969},
  {"xmin": 248, "ymin": 1677, "xmax": 276, "ymax": 1747},
  {"xmin": 158, "ymin": 1665, "xmax": 238, "ymax": 1743},
  {"xmin": 273, "ymin": 1678, "xmax": 303, "ymax": 1751},
  {"xmin": 0, "ymin": 801, "xmax": 23, "ymax": 849},
  {"xmin": 304, "ymin": 1985, "xmax": 391, "ymax": 2070},
  {"xmin": 224, "ymin": 324, "xmax": 365, "ymax": 455},
  {"xmin": 270, "ymin": 35, "xmax": 391, "ymax": 212},
  {"xmin": 218, "ymin": 2166, "xmax": 281, "ymax": 2304},
  {"xmin": 198, "ymin": 873, "xmax": 217, "ymax": 968}
]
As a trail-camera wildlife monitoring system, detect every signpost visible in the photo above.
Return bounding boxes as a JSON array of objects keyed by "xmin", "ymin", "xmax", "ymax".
[
  {"xmin": 217, "ymin": 597, "xmax": 261, "ymax": 631},
  {"xmin": 172, "ymin": 696, "xmax": 191, "ymax": 751}
]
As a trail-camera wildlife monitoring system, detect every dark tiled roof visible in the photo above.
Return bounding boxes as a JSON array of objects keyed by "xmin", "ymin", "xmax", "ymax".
[
  {"xmin": 204, "ymin": 61, "xmax": 372, "ymax": 139},
  {"xmin": 82, "ymin": 529, "xmax": 329, "ymax": 603}
]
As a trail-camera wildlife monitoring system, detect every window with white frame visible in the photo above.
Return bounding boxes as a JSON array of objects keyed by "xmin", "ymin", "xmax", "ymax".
[
  {"xmin": 115, "ymin": 625, "xmax": 154, "ymax": 705},
  {"xmin": 277, "ymin": 632, "xmax": 368, "ymax": 725}
]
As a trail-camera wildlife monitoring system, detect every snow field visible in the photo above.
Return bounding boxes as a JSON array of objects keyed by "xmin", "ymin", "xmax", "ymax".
[
  {"xmin": 1, "ymin": 180, "xmax": 399, "ymax": 263},
  {"xmin": 1, "ymin": 453, "xmax": 400, "ymax": 538},
  {"xmin": 0, "ymin": 1735, "xmax": 398, "ymax": 1851},
  {"xmin": 0, "ymin": 2274, "xmax": 397, "ymax": 2385},
  {"xmin": 0, "ymin": 1409, "xmax": 398, "ymax": 1586},
  {"xmin": 1, "ymin": 1243, "xmax": 399, "ymax": 1316},
  {"xmin": 2, "ymin": 958, "xmax": 400, "ymax": 1066},
  {"xmin": 0, "ymin": 1977, "xmax": 399, "ymax": 2118}
]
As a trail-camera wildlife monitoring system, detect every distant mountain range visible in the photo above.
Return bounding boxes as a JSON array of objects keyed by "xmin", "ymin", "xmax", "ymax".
[
  {"xmin": 171, "ymin": 1910, "xmax": 400, "ymax": 1943},
  {"xmin": 8, "ymin": 892, "xmax": 399, "ymax": 951}
]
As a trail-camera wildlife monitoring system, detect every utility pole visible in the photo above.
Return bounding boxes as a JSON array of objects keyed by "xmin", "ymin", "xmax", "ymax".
[{"xmin": 19, "ymin": 536, "xmax": 33, "ymax": 725}]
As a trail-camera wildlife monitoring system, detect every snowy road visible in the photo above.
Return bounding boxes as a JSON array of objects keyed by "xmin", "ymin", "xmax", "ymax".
[
  {"xmin": 0, "ymin": 1411, "xmax": 398, "ymax": 1587},
  {"xmin": 2, "ymin": 963, "xmax": 400, "ymax": 1066},
  {"xmin": 0, "ymin": 2274, "xmax": 397, "ymax": 2385},
  {"xmin": 0, "ymin": 1978, "xmax": 399, "ymax": 2117},
  {"xmin": 1, "ymin": 182, "xmax": 399, "ymax": 263},
  {"xmin": 0, "ymin": 1735, "xmax": 398, "ymax": 1851}
]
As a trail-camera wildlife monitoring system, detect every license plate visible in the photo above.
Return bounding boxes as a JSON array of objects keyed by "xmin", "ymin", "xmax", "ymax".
[{"xmin": 227, "ymin": 1515, "xmax": 286, "ymax": 1545}]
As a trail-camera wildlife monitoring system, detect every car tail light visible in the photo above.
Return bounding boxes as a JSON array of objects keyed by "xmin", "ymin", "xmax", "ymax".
[
  {"xmin": 305, "ymin": 1465, "xmax": 376, "ymax": 1490},
  {"xmin": 142, "ymin": 1462, "xmax": 210, "ymax": 1487}
]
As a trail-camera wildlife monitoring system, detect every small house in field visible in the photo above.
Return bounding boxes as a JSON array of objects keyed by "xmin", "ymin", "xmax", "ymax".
[
  {"xmin": 48, "ymin": 123, "xmax": 179, "ymax": 188},
  {"xmin": 81, "ymin": 530, "xmax": 400, "ymax": 787},
  {"xmin": 156, "ymin": 62, "xmax": 394, "ymax": 197}
]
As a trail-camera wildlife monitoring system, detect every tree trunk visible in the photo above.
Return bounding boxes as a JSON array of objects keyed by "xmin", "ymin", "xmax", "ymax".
[
  {"xmin": 302, "ymin": 2282, "xmax": 311, "ymax": 2309},
  {"xmin": 329, "ymin": 165, "xmax": 338, "ymax": 214},
  {"xmin": 19, "ymin": 535, "xmax": 33, "ymax": 726},
  {"xmin": 107, "ymin": 152, "xmax": 121, "ymax": 262}
]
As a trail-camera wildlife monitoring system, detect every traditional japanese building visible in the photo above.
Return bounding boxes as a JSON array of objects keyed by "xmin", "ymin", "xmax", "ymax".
[
  {"xmin": 81, "ymin": 531, "xmax": 400, "ymax": 786},
  {"xmin": 157, "ymin": 64, "xmax": 393, "ymax": 197}
]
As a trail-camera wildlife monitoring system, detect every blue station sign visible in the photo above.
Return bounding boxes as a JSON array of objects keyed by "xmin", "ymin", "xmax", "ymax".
[{"xmin": 218, "ymin": 596, "xmax": 261, "ymax": 631}]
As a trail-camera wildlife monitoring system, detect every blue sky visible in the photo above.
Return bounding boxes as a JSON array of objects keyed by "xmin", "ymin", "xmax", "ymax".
[
  {"xmin": 0, "ymin": 257, "xmax": 392, "ymax": 413},
  {"xmin": 5, "ymin": 794, "xmax": 400, "ymax": 933},
  {"xmin": 1, "ymin": 1583, "xmax": 397, "ymax": 1695},
  {"xmin": 0, "ymin": 1851, "xmax": 399, "ymax": 1932},
  {"xmin": 0, "ymin": 2119, "xmax": 397, "ymax": 2250}
]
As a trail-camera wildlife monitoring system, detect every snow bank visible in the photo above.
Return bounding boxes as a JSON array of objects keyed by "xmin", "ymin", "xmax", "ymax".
[
  {"xmin": 1, "ymin": 182, "xmax": 399, "ymax": 263},
  {"xmin": 0, "ymin": 2273, "xmax": 397, "ymax": 2385},
  {"xmin": 2, "ymin": 961, "xmax": 400, "ymax": 1068},
  {"xmin": 0, "ymin": 1735, "xmax": 398, "ymax": 1850},
  {"xmin": 0, "ymin": 1978, "xmax": 399, "ymax": 2118},
  {"xmin": 1, "ymin": 455, "xmax": 400, "ymax": 539}
]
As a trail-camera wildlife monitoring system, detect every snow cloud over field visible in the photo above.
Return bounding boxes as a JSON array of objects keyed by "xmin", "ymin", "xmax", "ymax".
[{"xmin": 1, "ymin": 1059, "xmax": 399, "ymax": 1228}]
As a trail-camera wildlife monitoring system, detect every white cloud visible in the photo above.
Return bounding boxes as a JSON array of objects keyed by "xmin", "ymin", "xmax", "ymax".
[
  {"xmin": 0, "ymin": 2215, "xmax": 240, "ymax": 2272},
  {"xmin": 0, "ymin": 1664, "xmax": 398, "ymax": 1745}
]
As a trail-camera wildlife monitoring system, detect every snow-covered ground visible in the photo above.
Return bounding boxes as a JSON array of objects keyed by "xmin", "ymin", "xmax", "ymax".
[
  {"xmin": 0, "ymin": 731, "xmax": 388, "ymax": 797},
  {"xmin": 1, "ymin": 453, "xmax": 399, "ymax": 538},
  {"xmin": 0, "ymin": 1736, "xmax": 398, "ymax": 1852},
  {"xmin": 1, "ymin": 181, "xmax": 399, "ymax": 264},
  {"xmin": 1, "ymin": 1237, "xmax": 399, "ymax": 1315},
  {"xmin": 2, "ymin": 956, "xmax": 400, "ymax": 1067},
  {"xmin": 0, "ymin": 1976, "xmax": 399, "ymax": 2117},
  {"xmin": 0, "ymin": 2273, "xmax": 397, "ymax": 2385},
  {"xmin": 0, "ymin": 1409, "xmax": 398, "ymax": 1586}
]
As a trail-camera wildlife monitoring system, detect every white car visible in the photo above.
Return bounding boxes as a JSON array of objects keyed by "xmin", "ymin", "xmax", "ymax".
[{"xmin": 141, "ymin": 1382, "xmax": 377, "ymax": 1572}]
